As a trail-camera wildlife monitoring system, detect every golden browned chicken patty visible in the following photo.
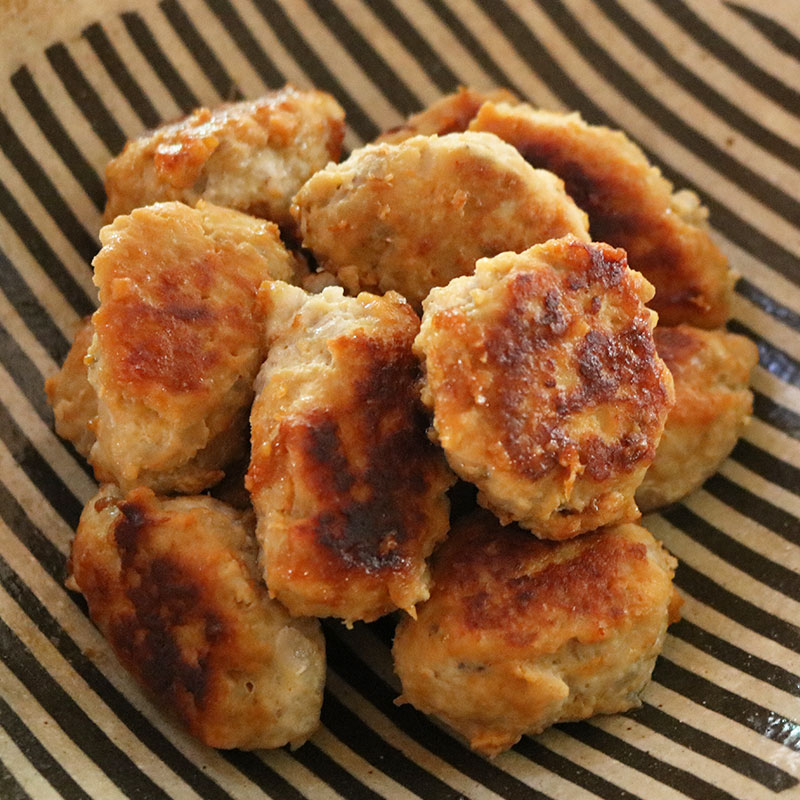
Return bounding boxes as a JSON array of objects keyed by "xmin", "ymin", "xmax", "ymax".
[
  {"xmin": 88, "ymin": 201, "xmax": 294, "ymax": 493},
  {"xmin": 292, "ymin": 131, "xmax": 590, "ymax": 309},
  {"xmin": 470, "ymin": 102, "xmax": 734, "ymax": 328},
  {"xmin": 393, "ymin": 509, "xmax": 681, "ymax": 756},
  {"xmin": 637, "ymin": 325, "xmax": 758, "ymax": 511},
  {"xmin": 247, "ymin": 282, "xmax": 455, "ymax": 624},
  {"xmin": 104, "ymin": 86, "xmax": 345, "ymax": 231},
  {"xmin": 70, "ymin": 485, "xmax": 326, "ymax": 750},
  {"xmin": 415, "ymin": 236, "xmax": 675, "ymax": 539},
  {"xmin": 376, "ymin": 86, "xmax": 518, "ymax": 144},
  {"xmin": 45, "ymin": 316, "xmax": 97, "ymax": 458}
]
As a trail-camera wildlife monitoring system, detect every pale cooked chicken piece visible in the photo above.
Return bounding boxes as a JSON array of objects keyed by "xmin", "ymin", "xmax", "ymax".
[
  {"xmin": 70, "ymin": 485, "xmax": 326, "ymax": 750},
  {"xmin": 88, "ymin": 201, "xmax": 294, "ymax": 493},
  {"xmin": 470, "ymin": 102, "xmax": 734, "ymax": 328},
  {"xmin": 292, "ymin": 131, "xmax": 590, "ymax": 309},
  {"xmin": 247, "ymin": 282, "xmax": 454, "ymax": 625},
  {"xmin": 415, "ymin": 236, "xmax": 674, "ymax": 540},
  {"xmin": 45, "ymin": 315, "xmax": 96, "ymax": 458},
  {"xmin": 637, "ymin": 325, "xmax": 758, "ymax": 511},
  {"xmin": 376, "ymin": 86, "xmax": 518, "ymax": 144},
  {"xmin": 393, "ymin": 509, "xmax": 681, "ymax": 756},
  {"xmin": 104, "ymin": 86, "xmax": 345, "ymax": 233}
]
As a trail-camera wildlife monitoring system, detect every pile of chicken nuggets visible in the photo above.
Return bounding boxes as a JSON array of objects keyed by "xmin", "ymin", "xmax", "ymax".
[{"xmin": 47, "ymin": 85, "xmax": 758, "ymax": 756}]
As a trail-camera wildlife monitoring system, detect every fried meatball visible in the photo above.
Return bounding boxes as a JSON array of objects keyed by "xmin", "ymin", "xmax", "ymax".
[
  {"xmin": 292, "ymin": 131, "xmax": 590, "ymax": 309},
  {"xmin": 247, "ymin": 282, "xmax": 455, "ymax": 624},
  {"xmin": 415, "ymin": 236, "xmax": 674, "ymax": 539},
  {"xmin": 88, "ymin": 201, "xmax": 294, "ymax": 493},
  {"xmin": 45, "ymin": 316, "xmax": 97, "ymax": 458},
  {"xmin": 104, "ymin": 86, "xmax": 345, "ymax": 232},
  {"xmin": 70, "ymin": 485, "xmax": 325, "ymax": 750},
  {"xmin": 470, "ymin": 102, "xmax": 734, "ymax": 328},
  {"xmin": 393, "ymin": 510, "xmax": 681, "ymax": 756},
  {"xmin": 376, "ymin": 86, "xmax": 518, "ymax": 144},
  {"xmin": 637, "ymin": 325, "xmax": 758, "ymax": 512}
]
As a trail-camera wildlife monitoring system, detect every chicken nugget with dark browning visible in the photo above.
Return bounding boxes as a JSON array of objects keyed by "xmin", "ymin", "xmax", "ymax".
[
  {"xmin": 415, "ymin": 236, "xmax": 674, "ymax": 539},
  {"xmin": 393, "ymin": 510, "xmax": 681, "ymax": 757},
  {"xmin": 70, "ymin": 485, "xmax": 326, "ymax": 750},
  {"xmin": 637, "ymin": 325, "xmax": 758, "ymax": 512},
  {"xmin": 88, "ymin": 201, "xmax": 294, "ymax": 493},
  {"xmin": 292, "ymin": 131, "xmax": 590, "ymax": 309},
  {"xmin": 376, "ymin": 86, "xmax": 518, "ymax": 144},
  {"xmin": 104, "ymin": 86, "xmax": 345, "ymax": 233},
  {"xmin": 247, "ymin": 282, "xmax": 455, "ymax": 624},
  {"xmin": 470, "ymin": 102, "xmax": 734, "ymax": 328}
]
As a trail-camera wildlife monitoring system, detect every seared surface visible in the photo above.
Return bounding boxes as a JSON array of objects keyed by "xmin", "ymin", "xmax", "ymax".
[
  {"xmin": 393, "ymin": 510, "xmax": 680, "ymax": 756},
  {"xmin": 416, "ymin": 236, "xmax": 674, "ymax": 539},
  {"xmin": 471, "ymin": 102, "xmax": 733, "ymax": 328},
  {"xmin": 71, "ymin": 486, "xmax": 325, "ymax": 750},
  {"xmin": 247, "ymin": 283, "xmax": 454, "ymax": 623},
  {"xmin": 293, "ymin": 131, "xmax": 589, "ymax": 309}
]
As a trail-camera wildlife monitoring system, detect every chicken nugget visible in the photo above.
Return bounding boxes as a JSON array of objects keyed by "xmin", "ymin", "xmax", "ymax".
[
  {"xmin": 393, "ymin": 509, "xmax": 681, "ymax": 756},
  {"xmin": 470, "ymin": 102, "xmax": 734, "ymax": 328},
  {"xmin": 376, "ymin": 86, "xmax": 518, "ymax": 144},
  {"xmin": 637, "ymin": 325, "xmax": 758, "ymax": 511},
  {"xmin": 104, "ymin": 86, "xmax": 345, "ymax": 233},
  {"xmin": 247, "ymin": 282, "xmax": 455, "ymax": 624},
  {"xmin": 70, "ymin": 485, "xmax": 325, "ymax": 750},
  {"xmin": 88, "ymin": 201, "xmax": 294, "ymax": 493},
  {"xmin": 415, "ymin": 236, "xmax": 674, "ymax": 539},
  {"xmin": 45, "ymin": 315, "xmax": 96, "ymax": 458},
  {"xmin": 292, "ymin": 131, "xmax": 590, "ymax": 309}
]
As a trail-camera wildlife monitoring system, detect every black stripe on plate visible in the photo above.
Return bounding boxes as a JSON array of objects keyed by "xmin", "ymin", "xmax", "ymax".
[
  {"xmin": 536, "ymin": 0, "xmax": 800, "ymax": 232},
  {"xmin": 309, "ymin": 0, "xmax": 422, "ymax": 115},
  {"xmin": 0, "ymin": 617, "xmax": 173, "ymax": 800},
  {"xmin": 663, "ymin": 504, "xmax": 800, "ymax": 603},
  {"xmin": 561, "ymin": 720, "xmax": 739, "ymax": 800},
  {"xmin": 484, "ymin": 0, "xmax": 800, "ymax": 288},
  {"xmin": 732, "ymin": 438, "xmax": 800, "ymax": 500},
  {"xmin": 44, "ymin": 43, "xmax": 127, "ymax": 155},
  {"xmin": 654, "ymin": 657, "xmax": 800, "ymax": 751},
  {"xmin": 0, "ymin": 321, "xmax": 52, "ymax": 423},
  {"xmin": 736, "ymin": 277, "xmax": 800, "ymax": 334},
  {"xmin": 725, "ymin": 3, "xmax": 800, "ymax": 62},
  {"xmin": 749, "ymin": 393, "xmax": 800, "ymax": 441},
  {"xmin": 597, "ymin": 0, "xmax": 800, "ymax": 170},
  {"xmin": 324, "ymin": 623, "xmax": 565, "ymax": 800},
  {"xmin": 290, "ymin": 739, "xmax": 383, "ymax": 800},
  {"xmin": 0, "ymin": 695, "xmax": 92, "ymax": 800},
  {"xmin": 82, "ymin": 22, "xmax": 162, "ymax": 129},
  {"xmin": 422, "ymin": 0, "xmax": 527, "ymax": 99},
  {"xmin": 10, "ymin": 66, "xmax": 105, "ymax": 211},
  {"xmin": 0, "ymin": 110, "xmax": 98, "ymax": 268},
  {"xmin": 321, "ymin": 687, "xmax": 465, "ymax": 800},
  {"xmin": 0, "ymin": 759, "xmax": 28, "ymax": 800},
  {"xmin": 701, "ymin": 472, "xmax": 800, "ymax": 546},
  {"xmin": 0, "ymin": 244, "xmax": 71, "ymax": 361},
  {"xmin": 249, "ymin": 0, "xmax": 380, "ymax": 141},
  {"xmin": 202, "ymin": 0, "xmax": 285, "ymax": 89},
  {"xmin": 661, "ymin": 0, "xmax": 800, "ymax": 114},
  {"xmin": 121, "ymin": 11, "xmax": 200, "ymax": 113},
  {"xmin": 360, "ymin": 0, "xmax": 461, "ymax": 94},
  {"xmin": 218, "ymin": 751, "xmax": 308, "ymax": 800},
  {"xmin": 628, "ymin": 702, "xmax": 797, "ymax": 793},
  {"xmin": 729, "ymin": 319, "xmax": 800, "ymax": 388},
  {"xmin": 159, "ymin": 0, "xmax": 243, "ymax": 102},
  {"xmin": 670, "ymin": 618, "xmax": 800, "ymax": 700},
  {"xmin": 672, "ymin": 560, "xmax": 800, "ymax": 652}
]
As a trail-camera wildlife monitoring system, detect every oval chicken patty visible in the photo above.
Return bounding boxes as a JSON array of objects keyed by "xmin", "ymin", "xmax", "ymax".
[
  {"xmin": 393, "ymin": 509, "xmax": 681, "ymax": 756},
  {"xmin": 88, "ymin": 200, "xmax": 294, "ymax": 493},
  {"xmin": 470, "ymin": 101, "xmax": 734, "ymax": 328},
  {"xmin": 415, "ymin": 236, "xmax": 674, "ymax": 539},
  {"xmin": 292, "ymin": 131, "xmax": 590, "ymax": 309},
  {"xmin": 70, "ymin": 486, "xmax": 326, "ymax": 750},
  {"xmin": 247, "ymin": 282, "xmax": 454, "ymax": 624}
]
